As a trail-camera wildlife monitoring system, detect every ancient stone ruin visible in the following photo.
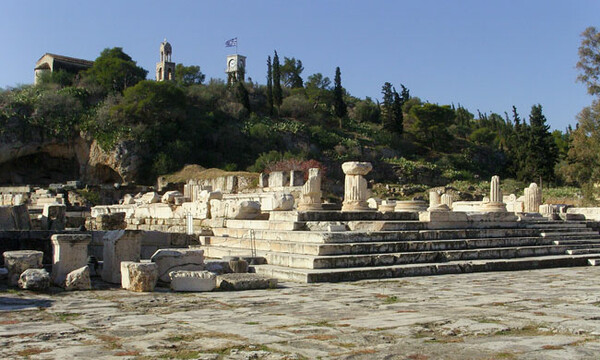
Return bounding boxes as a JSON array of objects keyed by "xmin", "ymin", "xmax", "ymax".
[{"xmin": 1, "ymin": 163, "xmax": 600, "ymax": 291}]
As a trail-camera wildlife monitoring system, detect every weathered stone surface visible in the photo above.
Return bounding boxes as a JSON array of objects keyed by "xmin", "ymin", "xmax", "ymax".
[
  {"xmin": 137, "ymin": 192, "xmax": 161, "ymax": 204},
  {"xmin": 51, "ymin": 234, "xmax": 91, "ymax": 286},
  {"xmin": 64, "ymin": 266, "xmax": 91, "ymax": 291},
  {"xmin": 121, "ymin": 262, "xmax": 158, "ymax": 292},
  {"xmin": 97, "ymin": 212, "xmax": 126, "ymax": 230},
  {"xmin": 204, "ymin": 260, "xmax": 232, "ymax": 275},
  {"xmin": 395, "ymin": 200, "xmax": 427, "ymax": 212},
  {"xmin": 18, "ymin": 268, "xmax": 50, "ymax": 290},
  {"xmin": 228, "ymin": 259, "xmax": 249, "ymax": 273},
  {"xmin": 180, "ymin": 201, "xmax": 210, "ymax": 219},
  {"xmin": 0, "ymin": 204, "xmax": 31, "ymax": 230},
  {"xmin": 342, "ymin": 162, "xmax": 373, "ymax": 212},
  {"xmin": 341, "ymin": 161, "xmax": 373, "ymax": 176},
  {"xmin": 169, "ymin": 270, "xmax": 216, "ymax": 292},
  {"xmin": 221, "ymin": 200, "xmax": 261, "ymax": 219},
  {"xmin": 379, "ymin": 200, "xmax": 396, "ymax": 213},
  {"xmin": 297, "ymin": 168, "xmax": 322, "ymax": 211},
  {"xmin": 3, "ymin": 250, "xmax": 43, "ymax": 286},
  {"xmin": 151, "ymin": 248, "xmax": 205, "ymax": 283},
  {"xmin": 268, "ymin": 171, "xmax": 289, "ymax": 187},
  {"xmin": 42, "ymin": 204, "xmax": 67, "ymax": 230},
  {"xmin": 101, "ymin": 230, "xmax": 142, "ymax": 284},
  {"xmin": 134, "ymin": 203, "xmax": 174, "ymax": 219},
  {"xmin": 161, "ymin": 190, "xmax": 183, "ymax": 204},
  {"xmin": 216, "ymin": 273, "xmax": 277, "ymax": 291},
  {"xmin": 198, "ymin": 190, "xmax": 223, "ymax": 202},
  {"xmin": 122, "ymin": 194, "xmax": 135, "ymax": 205},
  {"xmin": 269, "ymin": 193, "xmax": 294, "ymax": 211},
  {"xmin": 524, "ymin": 182, "xmax": 542, "ymax": 213}
]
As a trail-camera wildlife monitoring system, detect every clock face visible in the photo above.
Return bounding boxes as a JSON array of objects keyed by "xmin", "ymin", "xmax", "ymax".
[{"xmin": 228, "ymin": 59, "xmax": 236, "ymax": 70}]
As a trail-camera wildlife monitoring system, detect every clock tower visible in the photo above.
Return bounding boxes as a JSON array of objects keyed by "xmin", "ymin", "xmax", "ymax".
[
  {"xmin": 156, "ymin": 39, "xmax": 175, "ymax": 81},
  {"xmin": 225, "ymin": 54, "xmax": 246, "ymax": 84}
]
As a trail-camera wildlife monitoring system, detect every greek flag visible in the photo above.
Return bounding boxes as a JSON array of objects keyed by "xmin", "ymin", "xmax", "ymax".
[{"xmin": 225, "ymin": 37, "xmax": 237, "ymax": 47}]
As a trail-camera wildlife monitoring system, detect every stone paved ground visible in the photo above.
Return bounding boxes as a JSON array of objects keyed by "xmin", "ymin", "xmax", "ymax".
[{"xmin": 1, "ymin": 266, "xmax": 600, "ymax": 360}]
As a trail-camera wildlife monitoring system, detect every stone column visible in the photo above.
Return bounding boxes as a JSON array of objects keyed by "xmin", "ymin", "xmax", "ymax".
[
  {"xmin": 297, "ymin": 168, "xmax": 322, "ymax": 211},
  {"xmin": 51, "ymin": 234, "xmax": 91, "ymax": 286},
  {"xmin": 524, "ymin": 183, "xmax": 542, "ymax": 213},
  {"xmin": 341, "ymin": 162, "xmax": 373, "ymax": 212},
  {"xmin": 481, "ymin": 175, "xmax": 507, "ymax": 212},
  {"xmin": 441, "ymin": 194, "xmax": 453, "ymax": 210},
  {"xmin": 427, "ymin": 191, "xmax": 449, "ymax": 211}
]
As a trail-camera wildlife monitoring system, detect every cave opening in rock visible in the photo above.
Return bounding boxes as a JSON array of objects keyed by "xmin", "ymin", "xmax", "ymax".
[
  {"xmin": 0, "ymin": 153, "xmax": 79, "ymax": 185},
  {"xmin": 92, "ymin": 164, "xmax": 123, "ymax": 184}
]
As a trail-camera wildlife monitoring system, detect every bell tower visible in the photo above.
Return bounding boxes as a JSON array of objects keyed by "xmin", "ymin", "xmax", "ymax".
[
  {"xmin": 225, "ymin": 54, "xmax": 246, "ymax": 84},
  {"xmin": 156, "ymin": 39, "xmax": 175, "ymax": 81}
]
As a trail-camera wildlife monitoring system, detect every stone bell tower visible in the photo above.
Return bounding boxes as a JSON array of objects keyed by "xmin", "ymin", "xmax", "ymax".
[
  {"xmin": 156, "ymin": 39, "xmax": 175, "ymax": 81},
  {"xmin": 225, "ymin": 54, "xmax": 246, "ymax": 84}
]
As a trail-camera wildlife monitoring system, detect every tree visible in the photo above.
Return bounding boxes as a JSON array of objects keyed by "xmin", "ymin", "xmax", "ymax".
[
  {"xmin": 84, "ymin": 47, "xmax": 147, "ymax": 94},
  {"xmin": 272, "ymin": 51, "xmax": 282, "ymax": 107},
  {"xmin": 306, "ymin": 73, "xmax": 331, "ymax": 90},
  {"xmin": 333, "ymin": 67, "xmax": 346, "ymax": 120},
  {"xmin": 577, "ymin": 27, "xmax": 600, "ymax": 96},
  {"xmin": 522, "ymin": 104, "xmax": 558, "ymax": 182},
  {"xmin": 409, "ymin": 103, "xmax": 455, "ymax": 151},
  {"xmin": 174, "ymin": 64, "xmax": 205, "ymax": 86},
  {"xmin": 559, "ymin": 99, "xmax": 600, "ymax": 191},
  {"xmin": 280, "ymin": 57, "xmax": 304, "ymax": 88},
  {"xmin": 352, "ymin": 97, "xmax": 380, "ymax": 123},
  {"xmin": 236, "ymin": 81, "xmax": 251, "ymax": 114},
  {"xmin": 266, "ymin": 56, "xmax": 273, "ymax": 115},
  {"xmin": 381, "ymin": 82, "xmax": 406, "ymax": 132}
]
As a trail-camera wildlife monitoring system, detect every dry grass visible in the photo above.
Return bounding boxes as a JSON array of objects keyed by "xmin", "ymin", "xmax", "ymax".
[
  {"xmin": 162, "ymin": 164, "xmax": 258, "ymax": 183},
  {"xmin": 16, "ymin": 347, "xmax": 51, "ymax": 356}
]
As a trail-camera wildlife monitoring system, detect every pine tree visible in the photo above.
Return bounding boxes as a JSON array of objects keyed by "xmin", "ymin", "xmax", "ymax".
[
  {"xmin": 272, "ymin": 51, "xmax": 282, "ymax": 107},
  {"xmin": 266, "ymin": 56, "xmax": 273, "ymax": 115},
  {"xmin": 381, "ymin": 82, "xmax": 395, "ymax": 130},
  {"xmin": 525, "ymin": 104, "xmax": 558, "ymax": 182},
  {"xmin": 333, "ymin": 67, "xmax": 347, "ymax": 120},
  {"xmin": 392, "ymin": 88, "xmax": 404, "ymax": 134}
]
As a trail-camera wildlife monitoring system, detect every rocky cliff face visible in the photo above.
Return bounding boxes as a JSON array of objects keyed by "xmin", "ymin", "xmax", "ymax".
[{"xmin": 0, "ymin": 133, "xmax": 142, "ymax": 185}]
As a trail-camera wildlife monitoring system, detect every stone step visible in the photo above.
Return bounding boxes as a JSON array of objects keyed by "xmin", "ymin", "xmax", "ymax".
[
  {"xmin": 265, "ymin": 244, "xmax": 593, "ymax": 269},
  {"xmin": 269, "ymin": 211, "xmax": 419, "ymax": 222},
  {"xmin": 347, "ymin": 221, "xmax": 427, "ymax": 231},
  {"xmin": 211, "ymin": 227, "xmax": 546, "ymax": 244},
  {"xmin": 540, "ymin": 230, "xmax": 599, "ymax": 237},
  {"xmin": 522, "ymin": 222, "xmax": 588, "ymax": 228},
  {"xmin": 566, "ymin": 248, "xmax": 600, "ymax": 255},
  {"xmin": 553, "ymin": 239, "xmax": 600, "ymax": 245},
  {"xmin": 223, "ymin": 219, "xmax": 304, "ymax": 231},
  {"xmin": 589, "ymin": 259, "xmax": 600, "ymax": 266},
  {"xmin": 254, "ymin": 254, "xmax": 597, "ymax": 283},
  {"xmin": 203, "ymin": 235, "xmax": 567, "ymax": 256}
]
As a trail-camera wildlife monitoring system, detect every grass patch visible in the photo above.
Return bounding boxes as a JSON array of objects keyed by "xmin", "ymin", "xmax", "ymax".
[
  {"xmin": 494, "ymin": 324, "xmax": 552, "ymax": 336},
  {"xmin": 542, "ymin": 345, "xmax": 564, "ymax": 350},
  {"xmin": 158, "ymin": 350, "xmax": 200, "ymax": 359},
  {"xmin": 55, "ymin": 312, "xmax": 81, "ymax": 322},
  {"xmin": 16, "ymin": 347, "xmax": 51, "ymax": 356},
  {"xmin": 305, "ymin": 334, "xmax": 336, "ymax": 340},
  {"xmin": 244, "ymin": 321, "xmax": 260, "ymax": 325},
  {"xmin": 115, "ymin": 350, "xmax": 140, "ymax": 356},
  {"xmin": 493, "ymin": 352, "xmax": 517, "ymax": 359},
  {"xmin": 97, "ymin": 334, "xmax": 122, "ymax": 350}
]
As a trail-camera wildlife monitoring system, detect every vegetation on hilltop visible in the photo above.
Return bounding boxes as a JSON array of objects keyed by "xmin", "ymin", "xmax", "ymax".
[{"xmin": 0, "ymin": 28, "xmax": 599, "ymax": 203}]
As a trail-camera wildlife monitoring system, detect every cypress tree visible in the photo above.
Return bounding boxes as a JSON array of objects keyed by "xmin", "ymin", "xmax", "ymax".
[
  {"xmin": 266, "ymin": 56, "xmax": 273, "ymax": 115},
  {"xmin": 381, "ymin": 82, "xmax": 394, "ymax": 130},
  {"xmin": 392, "ymin": 87, "xmax": 404, "ymax": 134},
  {"xmin": 333, "ymin": 66, "xmax": 347, "ymax": 120},
  {"xmin": 525, "ymin": 104, "xmax": 558, "ymax": 182},
  {"xmin": 272, "ymin": 51, "xmax": 282, "ymax": 107}
]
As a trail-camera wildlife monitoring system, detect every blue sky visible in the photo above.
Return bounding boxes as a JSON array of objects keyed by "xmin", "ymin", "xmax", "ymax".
[{"xmin": 1, "ymin": 1, "xmax": 598, "ymax": 130}]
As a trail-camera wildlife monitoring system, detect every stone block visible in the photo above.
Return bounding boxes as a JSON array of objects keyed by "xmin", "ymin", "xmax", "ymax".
[
  {"xmin": 199, "ymin": 190, "xmax": 223, "ymax": 202},
  {"xmin": 137, "ymin": 192, "xmax": 161, "ymax": 204},
  {"xmin": 259, "ymin": 173, "xmax": 269, "ymax": 188},
  {"xmin": 64, "ymin": 266, "xmax": 91, "ymax": 291},
  {"xmin": 101, "ymin": 230, "xmax": 142, "ymax": 284},
  {"xmin": 216, "ymin": 273, "xmax": 278, "ymax": 291},
  {"xmin": 0, "ymin": 204, "xmax": 31, "ymax": 230},
  {"xmin": 97, "ymin": 212, "xmax": 126, "ymax": 230},
  {"xmin": 269, "ymin": 171, "xmax": 289, "ymax": 187},
  {"xmin": 3, "ymin": 250, "xmax": 43, "ymax": 286},
  {"xmin": 290, "ymin": 170, "xmax": 304, "ymax": 186},
  {"xmin": 121, "ymin": 262, "xmax": 158, "ymax": 292},
  {"xmin": 267, "ymin": 193, "xmax": 295, "ymax": 211},
  {"xmin": 42, "ymin": 204, "xmax": 66, "ymax": 230},
  {"xmin": 161, "ymin": 190, "xmax": 184, "ymax": 204},
  {"xmin": 169, "ymin": 270, "xmax": 216, "ymax": 292},
  {"xmin": 204, "ymin": 260, "xmax": 232, "ymax": 275},
  {"xmin": 18, "ymin": 268, "xmax": 50, "ymax": 291},
  {"xmin": 181, "ymin": 201, "xmax": 210, "ymax": 219},
  {"xmin": 232, "ymin": 201, "xmax": 261, "ymax": 219},
  {"xmin": 151, "ymin": 248, "xmax": 205, "ymax": 283},
  {"xmin": 51, "ymin": 234, "xmax": 91, "ymax": 286},
  {"xmin": 227, "ymin": 258, "xmax": 249, "ymax": 273}
]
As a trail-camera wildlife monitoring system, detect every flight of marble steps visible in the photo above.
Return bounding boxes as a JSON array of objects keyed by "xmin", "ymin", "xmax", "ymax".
[{"xmin": 198, "ymin": 211, "xmax": 600, "ymax": 283}]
